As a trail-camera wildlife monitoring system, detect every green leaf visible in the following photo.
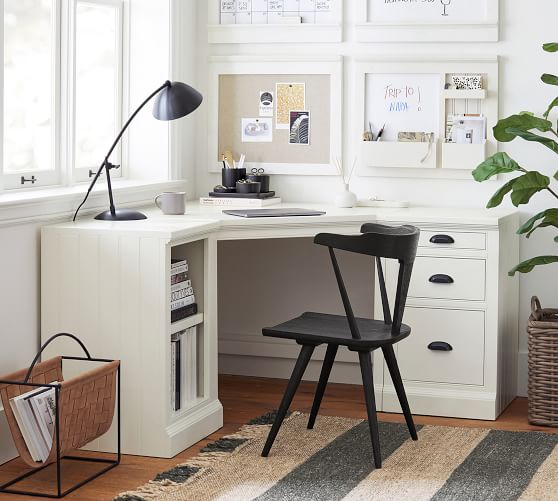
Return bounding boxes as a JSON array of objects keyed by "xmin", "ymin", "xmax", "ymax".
[
  {"xmin": 472, "ymin": 152, "xmax": 523, "ymax": 182},
  {"xmin": 555, "ymin": 235, "xmax": 558, "ymax": 242},
  {"xmin": 510, "ymin": 171, "xmax": 550, "ymax": 206},
  {"xmin": 544, "ymin": 97, "xmax": 558, "ymax": 118},
  {"xmin": 486, "ymin": 178, "xmax": 517, "ymax": 208},
  {"xmin": 493, "ymin": 114, "xmax": 553, "ymax": 142},
  {"xmin": 542, "ymin": 74, "xmax": 558, "ymax": 86},
  {"xmin": 555, "ymin": 170, "xmax": 558, "ymax": 181},
  {"xmin": 509, "ymin": 256, "xmax": 558, "ymax": 276},
  {"xmin": 506, "ymin": 128, "xmax": 558, "ymax": 154},
  {"xmin": 517, "ymin": 209, "xmax": 558, "ymax": 237},
  {"xmin": 543, "ymin": 43, "xmax": 558, "ymax": 52}
]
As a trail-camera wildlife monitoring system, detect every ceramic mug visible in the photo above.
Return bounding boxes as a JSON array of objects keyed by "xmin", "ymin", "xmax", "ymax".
[{"xmin": 155, "ymin": 192, "xmax": 186, "ymax": 215}]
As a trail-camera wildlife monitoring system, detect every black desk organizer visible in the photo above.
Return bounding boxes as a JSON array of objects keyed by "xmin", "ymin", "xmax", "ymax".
[{"xmin": 0, "ymin": 333, "xmax": 120, "ymax": 498}]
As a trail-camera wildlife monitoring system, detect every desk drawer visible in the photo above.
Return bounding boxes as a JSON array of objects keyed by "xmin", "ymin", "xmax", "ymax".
[
  {"xmin": 403, "ymin": 256, "xmax": 486, "ymax": 301},
  {"xmin": 419, "ymin": 231, "xmax": 486, "ymax": 250},
  {"xmin": 394, "ymin": 307, "xmax": 485, "ymax": 386}
]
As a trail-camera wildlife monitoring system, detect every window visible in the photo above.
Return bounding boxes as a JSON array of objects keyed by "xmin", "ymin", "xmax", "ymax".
[{"xmin": 1, "ymin": 0, "xmax": 123, "ymax": 190}]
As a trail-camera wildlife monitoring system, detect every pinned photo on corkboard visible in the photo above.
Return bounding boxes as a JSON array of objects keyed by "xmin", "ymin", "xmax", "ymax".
[
  {"xmin": 259, "ymin": 91, "xmax": 274, "ymax": 117},
  {"xmin": 289, "ymin": 111, "xmax": 310, "ymax": 145},
  {"xmin": 276, "ymin": 83, "xmax": 305, "ymax": 129},
  {"xmin": 241, "ymin": 118, "xmax": 273, "ymax": 142}
]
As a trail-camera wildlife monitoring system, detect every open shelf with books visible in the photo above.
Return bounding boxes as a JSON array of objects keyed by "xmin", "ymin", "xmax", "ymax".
[{"xmin": 41, "ymin": 222, "xmax": 223, "ymax": 459}]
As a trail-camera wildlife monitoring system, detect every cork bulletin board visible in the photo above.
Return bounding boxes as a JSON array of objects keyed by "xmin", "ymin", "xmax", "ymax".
[
  {"xmin": 208, "ymin": 56, "xmax": 342, "ymax": 175},
  {"xmin": 218, "ymin": 74, "xmax": 331, "ymax": 166}
]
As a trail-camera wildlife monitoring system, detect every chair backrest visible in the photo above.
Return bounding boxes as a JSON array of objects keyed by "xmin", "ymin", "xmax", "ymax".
[{"xmin": 314, "ymin": 223, "xmax": 420, "ymax": 339}]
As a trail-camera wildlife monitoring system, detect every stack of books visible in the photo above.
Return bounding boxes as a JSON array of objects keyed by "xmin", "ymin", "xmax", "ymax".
[
  {"xmin": 8, "ymin": 384, "xmax": 58, "ymax": 462},
  {"xmin": 199, "ymin": 196, "xmax": 281, "ymax": 207},
  {"xmin": 170, "ymin": 327, "xmax": 197, "ymax": 412},
  {"xmin": 171, "ymin": 258, "xmax": 197, "ymax": 322}
]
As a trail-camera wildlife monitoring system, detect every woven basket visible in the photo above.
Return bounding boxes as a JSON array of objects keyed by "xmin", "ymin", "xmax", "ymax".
[
  {"xmin": 0, "ymin": 338, "xmax": 119, "ymax": 468},
  {"xmin": 528, "ymin": 296, "xmax": 558, "ymax": 426}
]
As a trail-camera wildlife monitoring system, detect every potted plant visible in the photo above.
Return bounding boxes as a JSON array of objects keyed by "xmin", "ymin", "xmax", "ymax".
[
  {"xmin": 473, "ymin": 42, "xmax": 558, "ymax": 426},
  {"xmin": 473, "ymin": 43, "xmax": 558, "ymax": 274}
]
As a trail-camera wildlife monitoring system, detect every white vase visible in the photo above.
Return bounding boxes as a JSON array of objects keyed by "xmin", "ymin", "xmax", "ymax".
[{"xmin": 335, "ymin": 183, "xmax": 357, "ymax": 208}]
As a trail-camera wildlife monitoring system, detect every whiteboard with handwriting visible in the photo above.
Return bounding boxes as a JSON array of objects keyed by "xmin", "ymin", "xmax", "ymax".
[
  {"xmin": 368, "ymin": 0, "xmax": 489, "ymax": 23},
  {"xmin": 365, "ymin": 73, "xmax": 440, "ymax": 142}
]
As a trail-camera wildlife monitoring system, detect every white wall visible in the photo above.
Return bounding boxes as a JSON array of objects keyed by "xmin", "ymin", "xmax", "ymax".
[{"xmin": 194, "ymin": 1, "xmax": 558, "ymax": 396}]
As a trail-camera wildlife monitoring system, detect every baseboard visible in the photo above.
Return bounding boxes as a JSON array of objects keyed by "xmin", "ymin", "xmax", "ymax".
[
  {"xmin": 219, "ymin": 354, "xmax": 365, "ymax": 385},
  {"xmin": 517, "ymin": 350, "xmax": 528, "ymax": 397},
  {"xmin": 383, "ymin": 385, "xmax": 498, "ymax": 420},
  {"xmin": 0, "ymin": 410, "xmax": 17, "ymax": 465}
]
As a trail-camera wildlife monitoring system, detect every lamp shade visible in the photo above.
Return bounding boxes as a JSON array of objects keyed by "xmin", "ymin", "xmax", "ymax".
[{"xmin": 152, "ymin": 81, "xmax": 203, "ymax": 121}]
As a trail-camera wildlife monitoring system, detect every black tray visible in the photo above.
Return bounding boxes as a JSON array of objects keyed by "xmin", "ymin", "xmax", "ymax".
[{"xmin": 208, "ymin": 191, "xmax": 276, "ymax": 199}]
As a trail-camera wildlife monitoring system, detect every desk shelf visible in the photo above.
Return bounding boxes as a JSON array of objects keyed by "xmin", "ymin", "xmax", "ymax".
[{"xmin": 40, "ymin": 226, "xmax": 222, "ymax": 458}]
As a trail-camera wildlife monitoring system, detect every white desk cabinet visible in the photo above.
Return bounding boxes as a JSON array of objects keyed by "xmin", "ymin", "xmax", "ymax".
[
  {"xmin": 41, "ymin": 204, "xmax": 518, "ymax": 457},
  {"xmin": 377, "ymin": 213, "xmax": 519, "ymax": 420}
]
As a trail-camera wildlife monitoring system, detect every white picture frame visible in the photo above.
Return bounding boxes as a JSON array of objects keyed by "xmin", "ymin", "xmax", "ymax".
[
  {"xmin": 350, "ymin": 56, "xmax": 499, "ymax": 180},
  {"xmin": 208, "ymin": 0, "xmax": 343, "ymax": 44},
  {"xmin": 355, "ymin": 0, "xmax": 499, "ymax": 43},
  {"xmin": 208, "ymin": 55, "xmax": 342, "ymax": 175}
]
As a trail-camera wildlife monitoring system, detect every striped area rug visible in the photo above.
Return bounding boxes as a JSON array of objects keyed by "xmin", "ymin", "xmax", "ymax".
[{"xmin": 115, "ymin": 412, "xmax": 558, "ymax": 501}]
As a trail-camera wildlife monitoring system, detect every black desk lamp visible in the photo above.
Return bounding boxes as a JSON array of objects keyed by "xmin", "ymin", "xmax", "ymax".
[{"xmin": 72, "ymin": 80, "xmax": 202, "ymax": 222}]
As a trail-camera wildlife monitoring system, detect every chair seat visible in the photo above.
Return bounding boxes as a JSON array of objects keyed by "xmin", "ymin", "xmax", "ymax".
[{"xmin": 263, "ymin": 311, "xmax": 411, "ymax": 350}]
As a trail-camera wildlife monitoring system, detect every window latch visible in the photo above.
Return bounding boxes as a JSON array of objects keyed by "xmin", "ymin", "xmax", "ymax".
[{"xmin": 20, "ymin": 176, "xmax": 37, "ymax": 185}]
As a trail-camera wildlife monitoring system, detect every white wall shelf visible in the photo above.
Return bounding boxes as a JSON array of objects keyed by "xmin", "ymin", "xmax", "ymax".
[
  {"xmin": 207, "ymin": 23, "xmax": 342, "ymax": 44},
  {"xmin": 442, "ymin": 89, "xmax": 487, "ymax": 100},
  {"xmin": 171, "ymin": 313, "xmax": 204, "ymax": 334},
  {"xmin": 361, "ymin": 141, "xmax": 438, "ymax": 169},
  {"xmin": 351, "ymin": 56, "xmax": 499, "ymax": 178}
]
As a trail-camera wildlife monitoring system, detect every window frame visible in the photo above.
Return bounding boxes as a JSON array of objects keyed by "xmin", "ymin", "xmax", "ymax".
[
  {"xmin": 0, "ymin": 0, "xmax": 125, "ymax": 191},
  {"xmin": 2, "ymin": 0, "xmax": 62, "ymax": 190},
  {"xmin": 70, "ymin": 0, "xmax": 124, "ymax": 184}
]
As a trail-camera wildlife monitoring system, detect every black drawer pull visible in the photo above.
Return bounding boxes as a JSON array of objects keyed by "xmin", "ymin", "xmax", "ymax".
[
  {"xmin": 430, "ymin": 234, "xmax": 455, "ymax": 244},
  {"xmin": 429, "ymin": 274, "xmax": 454, "ymax": 284},
  {"xmin": 428, "ymin": 342, "xmax": 453, "ymax": 352}
]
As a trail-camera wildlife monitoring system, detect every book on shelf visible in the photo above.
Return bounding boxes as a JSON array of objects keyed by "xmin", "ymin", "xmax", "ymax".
[
  {"xmin": 9, "ymin": 383, "xmax": 58, "ymax": 462},
  {"xmin": 170, "ymin": 257, "xmax": 197, "ymax": 320},
  {"xmin": 171, "ymin": 295, "xmax": 196, "ymax": 310},
  {"xmin": 170, "ymin": 328, "xmax": 198, "ymax": 412},
  {"xmin": 171, "ymin": 279, "xmax": 191, "ymax": 292},
  {"xmin": 171, "ymin": 272, "xmax": 189, "ymax": 286},
  {"xmin": 199, "ymin": 197, "xmax": 281, "ymax": 207},
  {"xmin": 171, "ymin": 303, "xmax": 198, "ymax": 323},
  {"xmin": 171, "ymin": 287, "xmax": 194, "ymax": 302}
]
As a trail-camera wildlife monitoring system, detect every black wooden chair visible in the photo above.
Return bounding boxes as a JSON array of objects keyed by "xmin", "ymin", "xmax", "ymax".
[{"xmin": 260, "ymin": 223, "xmax": 420, "ymax": 468}]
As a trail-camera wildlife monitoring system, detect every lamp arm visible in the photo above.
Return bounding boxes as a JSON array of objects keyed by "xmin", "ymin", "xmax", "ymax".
[{"xmin": 72, "ymin": 80, "xmax": 172, "ymax": 221}]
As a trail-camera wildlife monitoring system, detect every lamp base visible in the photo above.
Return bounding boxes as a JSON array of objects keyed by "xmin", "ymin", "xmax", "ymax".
[{"xmin": 94, "ymin": 209, "xmax": 147, "ymax": 221}]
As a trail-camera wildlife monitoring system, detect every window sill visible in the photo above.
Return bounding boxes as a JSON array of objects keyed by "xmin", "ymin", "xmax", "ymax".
[{"xmin": 0, "ymin": 179, "xmax": 188, "ymax": 227}]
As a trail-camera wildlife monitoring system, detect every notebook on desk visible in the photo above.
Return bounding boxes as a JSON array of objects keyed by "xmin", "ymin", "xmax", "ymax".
[{"xmin": 222, "ymin": 208, "xmax": 326, "ymax": 218}]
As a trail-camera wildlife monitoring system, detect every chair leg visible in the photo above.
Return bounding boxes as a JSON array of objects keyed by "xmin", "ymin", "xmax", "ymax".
[
  {"xmin": 382, "ymin": 344, "xmax": 418, "ymax": 441},
  {"xmin": 262, "ymin": 344, "xmax": 315, "ymax": 457},
  {"xmin": 308, "ymin": 344, "xmax": 338, "ymax": 429},
  {"xmin": 358, "ymin": 350, "xmax": 382, "ymax": 469}
]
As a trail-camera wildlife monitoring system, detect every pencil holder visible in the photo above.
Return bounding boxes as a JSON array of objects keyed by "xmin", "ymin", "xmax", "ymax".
[{"xmin": 222, "ymin": 168, "xmax": 246, "ymax": 188}]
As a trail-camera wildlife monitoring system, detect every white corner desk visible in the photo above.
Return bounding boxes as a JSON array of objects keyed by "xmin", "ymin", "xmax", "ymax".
[{"xmin": 40, "ymin": 203, "xmax": 519, "ymax": 457}]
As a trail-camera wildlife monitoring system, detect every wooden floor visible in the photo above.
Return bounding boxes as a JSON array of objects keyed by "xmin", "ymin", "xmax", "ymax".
[{"xmin": 0, "ymin": 375, "xmax": 553, "ymax": 501}]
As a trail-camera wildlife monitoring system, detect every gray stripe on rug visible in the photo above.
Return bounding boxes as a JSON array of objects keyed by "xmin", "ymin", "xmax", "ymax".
[
  {"xmin": 254, "ymin": 421, "xmax": 418, "ymax": 501},
  {"xmin": 431, "ymin": 430, "xmax": 558, "ymax": 501}
]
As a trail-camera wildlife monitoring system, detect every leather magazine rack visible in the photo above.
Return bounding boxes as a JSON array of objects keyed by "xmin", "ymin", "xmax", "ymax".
[{"xmin": 0, "ymin": 333, "xmax": 120, "ymax": 498}]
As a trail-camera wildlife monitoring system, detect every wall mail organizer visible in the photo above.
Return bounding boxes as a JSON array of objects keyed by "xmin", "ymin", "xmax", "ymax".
[
  {"xmin": 355, "ymin": 0, "xmax": 499, "ymax": 42},
  {"xmin": 0, "ymin": 334, "xmax": 120, "ymax": 498},
  {"xmin": 208, "ymin": 55, "xmax": 342, "ymax": 175},
  {"xmin": 208, "ymin": 0, "xmax": 343, "ymax": 44},
  {"xmin": 352, "ymin": 56, "xmax": 499, "ymax": 180}
]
